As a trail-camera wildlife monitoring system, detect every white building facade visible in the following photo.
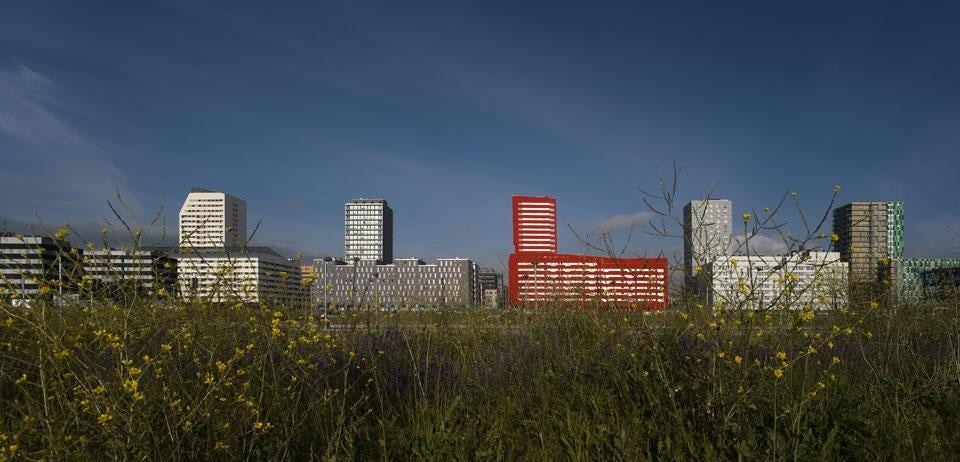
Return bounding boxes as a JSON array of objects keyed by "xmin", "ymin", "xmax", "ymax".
[
  {"xmin": 179, "ymin": 188, "xmax": 247, "ymax": 248},
  {"xmin": 177, "ymin": 248, "xmax": 300, "ymax": 303},
  {"xmin": 344, "ymin": 199, "xmax": 393, "ymax": 263},
  {"xmin": 707, "ymin": 251, "xmax": 848, "ymax": 311}
]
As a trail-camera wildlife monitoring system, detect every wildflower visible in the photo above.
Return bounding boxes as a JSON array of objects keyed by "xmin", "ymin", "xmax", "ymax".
[
  {"xmin": 830, "ymin": 233, "xmax": 840, "ymax": 242},
  {"xmin": 54, "ymin": 228, "xmax": 69, "ymax": 241},
  {"xmin": 742, "ymin": 213, "xmax": 752, "ymax": 222},
  {"xmin": 773, "ymin": 369, "xmax": 783, "ymax": 379},
  {"xmin": 161, "ymin": 343, "xmax": 173, "ymax": 352},
  {"xmin": 734, "ymin": 355, "xmax": 742, "ymax": 365},
  {"xmin": 718, "ymin": 351, "xmax": 725, "ymax": 359},
  {"xmin": 808, "ymin": 391, "xmax": 818, "ymax": 398},
  {"xmin": 818, "ymin": 381, "xmax": 826, "ymax": 389},
  {"xmin": 94, "ymin": 384, "xmax": 107, "ymax": 395},
  {"xmin": 869, "ymin": 301, "xmax": 879, "ymax": 310},
  {"xmin": 693, "ymin": 265, "xmax": 703, "ymax": 274},
  {"xmin": 97, "ymin": 413, "xmax": 113, "ymax": 426},
  {"xmin": 252, "ymin": 421, "xmax": 273, "ymax": 432},
  {"xmin": 807, "ymin": 345, "xmax": 817, "ymax": 354},
  {"xmin": 129, "ymin": 366, "xmax": 142, "ymax": 377},
  {"xmin": 776, "ymin": 351, "xmax": 787, "ymax": 361},
  {"xmin": 123, "ymin": 379, "xmax": 139, "ymax": 394},
  {"xmin": 832, "ymin": 356, "xmax": 841, "ymax": 365}
]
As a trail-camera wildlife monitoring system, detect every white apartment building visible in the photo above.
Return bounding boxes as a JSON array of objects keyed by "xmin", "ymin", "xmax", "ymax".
[
  {"xmin": 707, "ymin": 251, "xmax": 848, "ymax": 311},
  {"xmin": 344, "ymin": 199, "xmax": 393, "ymax": 263},
  {"xmin": 177, "ymin": 247, "xmax": 300, "ymax": 303},
  {"xmin": 684, "ymin": 199, "xmax": 732, "ymax": 292},
  {"xmin": 179, "ymin": 187, "xmax": 247, "ymax": 248}
]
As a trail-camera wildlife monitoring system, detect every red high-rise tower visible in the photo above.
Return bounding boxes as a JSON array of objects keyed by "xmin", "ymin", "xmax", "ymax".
[{"xmin": 512, "ymin": 195, "xmax": 557, "ymax": 254}]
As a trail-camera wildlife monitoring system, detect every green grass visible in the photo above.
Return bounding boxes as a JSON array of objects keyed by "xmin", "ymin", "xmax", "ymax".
[{"xmin": 2, "ymin": 294, "xmax": 960, "ymax": 460}]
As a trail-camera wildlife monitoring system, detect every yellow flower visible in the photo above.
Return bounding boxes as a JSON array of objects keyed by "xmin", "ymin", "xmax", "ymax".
[
  {"xmin": 830, "ymin": 233, "xmax": 840, "ymax": 242},
  {"xmin": 123, "ymin": 379, "xmax": 139, "ymax": 394},
  {"xmin": 734, "ymin": 355, "xmax": 742, "ymax": 365},
  {"xmin": 742, "ymin": 213, "xmax": 752, "ymax": 222},
  {"xmin": 869, "ymin": 301, "xmax": 879, "ymax": 310},
  {"xmin": 252, "ymin": 421, "xmax": 273, "ymax": 432},
  {"xmin": 54, "ymin": 228, "xmax": 69, "ymax": 241},
  {"xmin": 832, "ymin": 356, "xmax": 841, "ymax": 365},
  {"xmin": 717, "ymin": 351, "xmax": 725, "ymax": 358},
  {"xmin": 806, "ymin": 345, "xmax": 817, "ymax": 354},
  {"xmin": 773, "ymin": 368, "xmax": 783, "ymax": 379},
  {"xmin": 97, "ymin": 413, "xmax": 113, "ymax": 426},
  {"xmin": 776, "ymin": 351, "xmax": 787, "ymax": 361}
]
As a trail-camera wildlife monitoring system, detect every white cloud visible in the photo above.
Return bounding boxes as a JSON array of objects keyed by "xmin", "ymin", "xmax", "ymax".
[{"xmin": 732, "ymin": 233, "xmax": 789, "ymax": 256}]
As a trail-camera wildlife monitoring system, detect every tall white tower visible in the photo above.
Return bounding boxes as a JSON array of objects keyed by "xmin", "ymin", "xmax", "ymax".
[
  {"xmin": 344, "ymin": 199, "xmax": 393, "ymax": 263},
  {"xmin": 178, "ymin": 187, "xmax": 247, "ymax": 248},
  {"xmin": 683, "ymin": 199, "xmax": 732, "ymax": 292}
]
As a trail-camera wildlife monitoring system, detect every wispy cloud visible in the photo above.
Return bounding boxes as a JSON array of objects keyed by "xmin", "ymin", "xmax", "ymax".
[
  {"xmin": 0, "ymin": 63, "xmax": 135, "ymax": 222},
  {"xmin": 586, "ymin": 212, "xmax": 653, "ymax": 234}
]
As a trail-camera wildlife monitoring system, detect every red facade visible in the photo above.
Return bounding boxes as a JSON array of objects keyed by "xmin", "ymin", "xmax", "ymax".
[
  {"xmin": 512, "ymin": 195, "xmax": 557, "ymax": 254},
  {"xmin": 508, "ymin": 195, "xmax": 668, "ymax": 310}
]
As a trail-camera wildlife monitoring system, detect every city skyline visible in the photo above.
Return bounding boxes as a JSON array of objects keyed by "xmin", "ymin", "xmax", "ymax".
[{"xmin": 2, "ymin": 1, "xmax": 960, "ymax": 269}]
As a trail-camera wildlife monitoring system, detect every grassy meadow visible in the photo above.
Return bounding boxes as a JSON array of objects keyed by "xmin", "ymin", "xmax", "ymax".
[{"xmin": 3, "ymin": 291, "xmax": 960, "ymax": 460}]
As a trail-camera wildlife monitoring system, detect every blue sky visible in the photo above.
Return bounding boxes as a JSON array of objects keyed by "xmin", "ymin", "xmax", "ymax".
[{"xmin": 2, "ymin": 0, "xmax": 959, "ymax": 270}]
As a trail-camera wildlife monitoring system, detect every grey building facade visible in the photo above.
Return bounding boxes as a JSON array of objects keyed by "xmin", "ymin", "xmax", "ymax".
[
  {"xmin": 83, "ymin": 248, "xmax": 177, "ymax": 296},
  {"xmin": 683, "ymin": 199, "xmax": 732, "ymax": 294},
  {"xmin": 0, "ymin": 233, "xmax": 82, "ymax": 301},
  {"xmin": 478, "ymin": 267, "xmax": 504, "ymax": 308},
  {"xmin": 314, "ymin": 257, "xmax": 480, "ymax": 309}
]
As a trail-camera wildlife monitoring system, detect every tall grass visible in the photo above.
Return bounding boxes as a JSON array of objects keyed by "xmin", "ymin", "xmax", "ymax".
[{"xmin": 3, "ymin": 294, "xmax": 960, "ymax": 459}]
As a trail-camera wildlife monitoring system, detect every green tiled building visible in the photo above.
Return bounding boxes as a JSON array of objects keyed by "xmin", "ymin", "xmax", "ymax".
[{"xmin": 898, "ymin": 258, "xmax": 960, "ymax": 303}]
